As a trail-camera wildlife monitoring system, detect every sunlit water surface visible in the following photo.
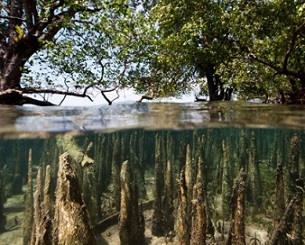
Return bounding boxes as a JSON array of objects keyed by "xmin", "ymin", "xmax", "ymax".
[{"xmin": 1, "ymin": 101, "xmax": 305, "ymax": 137}]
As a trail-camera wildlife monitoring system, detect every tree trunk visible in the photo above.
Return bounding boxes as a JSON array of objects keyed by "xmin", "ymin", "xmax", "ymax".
[
  {"xmin": 0, "ymin": 0, "xmax": 84, "ymax": 105},
  {"xmin": 1, "ymin": 11, "xmax": 41, "ymax": 92},
  {"xmin": 197, "ymin": 62, "xmax": 232, "ymax": 101}
]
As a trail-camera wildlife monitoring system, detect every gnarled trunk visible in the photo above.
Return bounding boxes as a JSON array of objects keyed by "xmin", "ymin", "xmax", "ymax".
[{"xmin": 0, "ymin": 0, "xmax": 85, "ymax": 105}]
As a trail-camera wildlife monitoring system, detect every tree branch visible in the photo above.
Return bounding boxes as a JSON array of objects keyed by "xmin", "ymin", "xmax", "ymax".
[
  {"xmin": 137, "ymin": 95, "xmax": 153, "ymax": 102},
  {"xmin": 0, "ymin": 15, "xmax": 25, "ymax": 21},
  {"xmin": 19, "ymin": 96, "xmax": 55, "ymax": 106},
  {"xmin": 23, "ymin": 85, "xmax": 123, "ymax": 105},
  {"xmin": 83, "ymin": 82, "xmax": 101, "ymax": 96},
  {"xmin": 97, "ymin": 85, "xmax": 120, "ymax": 105},
  {"xmin": 0, "ymin": 86, "xmax": 124, "ymax": 106},
  {"xmin": 248, "ymin": 51, "xmax": 305, "ymax": 82},
  {"xmin": 248, "ymin": 52, "xmax": 279, "ymax": 71},
  {"xmin": 0, "ymin": 89, "xmax": 55, "ymax": 105},
  {"xmin": 22, "ymin": 0, "xmax": 39, "ymax": 29},
  {"xmin": 101, "ymin": 89, "xmax": 120, "ymax": 105},
  {"xmin": 22, "ymin": 88, "xmax": 94, "ymax": 101},
  {"xmin": 58, "ymin": 77, "xmax": 70, "ymax": 105},
  {"xmin": 283, "ymin": 24, "xmax": 305, "ymax": 71}
]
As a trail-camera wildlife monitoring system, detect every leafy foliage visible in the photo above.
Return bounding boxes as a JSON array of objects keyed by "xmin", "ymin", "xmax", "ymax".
[
  {"xmin": 227, "ymin": 0, "xmax": 305, "ymax": 99},
  {"xmin": 2, "ymin": 0, "xmax": 305, "ymax": 104},
  {"xmin": 27, "ymin": 0, "xmax": 157, "ymax": 96},
  {"xmin": 149, "ymin": 0, "xmax": 305, "ymax": 100}
]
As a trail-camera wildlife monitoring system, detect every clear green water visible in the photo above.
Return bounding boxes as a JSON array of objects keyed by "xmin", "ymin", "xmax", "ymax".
[{"xmin": 0, "ymin": 102, "xmax": 304, "ymax": 244}]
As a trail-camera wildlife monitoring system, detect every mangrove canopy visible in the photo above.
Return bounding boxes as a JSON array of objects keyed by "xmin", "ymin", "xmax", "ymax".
[{"xmin": 0, "ymin": 0, "xmax": 304, "ymax": 105}]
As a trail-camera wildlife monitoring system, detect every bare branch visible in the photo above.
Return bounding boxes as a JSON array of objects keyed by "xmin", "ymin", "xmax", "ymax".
[
  {"xmin": 0, "ymin": 15, "xmax": 25, "ymax": 21},
  {"xmin": 98, "ymin": 86, "xmax": 120, "ymax": 93},
  {"xmin": 96, "ymin": 57, "xmax": 106, "ymax": 84},
  {"xmin": 101, "ymin": 91, "xmax": 112, "ymax": 105},
  {"xmin": 112, "ymin": 90, "xmax": 120, "ymax": 103},
  {"xmin": 20, "ymin": 96, "xmax": 55, "ymax": 106},
  {"xmin": 59, "ymin": 93, "xmax": 67, "ymax": 105},
  {"xmin": 22, "ymin": 88, "xmax": 94, "ymax": 101},
  {"xmin": 23, "ymin": 84, "xmax": 123, "ymax": 105},
  {"xmin": 137, "ymin": 95, "xmax": 153, "ymax": 102},
  {"xmin": 0, "ymin": 89, "xmax": 22, "ymax": 96},
  {"xmin": 95, "ymin": 85, "xmax": 120, "ymax": 105},
  {"xmin": 83, "ymin": 82, "xmax": 102, "ymax": 95},
  {"xmin": 58, "ymin": 77, "xmax": 70, "ymax": 105}
]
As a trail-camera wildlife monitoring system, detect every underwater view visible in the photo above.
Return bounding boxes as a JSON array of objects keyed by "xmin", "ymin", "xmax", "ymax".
[{"xmin": 0, "ymin": 102, "xmax": 304, "ymax": 245}]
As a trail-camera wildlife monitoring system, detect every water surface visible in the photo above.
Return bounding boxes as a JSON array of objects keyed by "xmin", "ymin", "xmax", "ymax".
[
  {"xmin": 0, "ymin": 101, "xmax": 304, "ymax": 137},
  {"xmin": 0, "ymin": 101, "xmax": 304, "ymax": 245}
]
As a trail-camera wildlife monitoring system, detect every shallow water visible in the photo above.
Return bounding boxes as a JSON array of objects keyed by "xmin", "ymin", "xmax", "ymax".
[{"xmin": 0, "ymin": 101, "xmax": 304, "ymax": 244}]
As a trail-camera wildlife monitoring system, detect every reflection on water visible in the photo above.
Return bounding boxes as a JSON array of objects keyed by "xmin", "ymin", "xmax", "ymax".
[
  {"xmin": 0, "ymin": 101, "xmax": 304, "ymax": 137},
  {"xmin": 0, "ymin": 102, "xmax": 304, "ymax": 244}
]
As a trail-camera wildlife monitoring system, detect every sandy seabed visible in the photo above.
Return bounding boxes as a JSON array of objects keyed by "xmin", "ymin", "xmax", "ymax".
[
  {"xmin": 0, "ymin": 193, "xmax": 271, "ymax": 245},
  {"xmin": 0, "ymin": 193, "xmax": 24, "ymax": 245},
  {"xmin": 98, "ymin": 208, "xmax": 269, "ymax": 245}
]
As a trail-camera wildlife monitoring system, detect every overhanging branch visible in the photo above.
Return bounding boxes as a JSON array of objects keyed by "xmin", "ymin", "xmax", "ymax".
[
  {"xmin": 247, "ymin": 51, "xmax": 305, "ymax": 82},
  {"xmin": 22, "ymin": 88, "xmax": 94, "ymax": 101},
  {"xmin": 23, "ymin": 84, "xmax": 122, "ymax": 105},
  {"xmin": 0, "ymin": 89, "xmax": 55, "ymax": 106}
]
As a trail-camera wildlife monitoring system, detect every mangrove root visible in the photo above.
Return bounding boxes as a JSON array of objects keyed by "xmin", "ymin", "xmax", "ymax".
[{"xmin": 53, "ymin": 152, "xmax": 96, "ymax": 245}]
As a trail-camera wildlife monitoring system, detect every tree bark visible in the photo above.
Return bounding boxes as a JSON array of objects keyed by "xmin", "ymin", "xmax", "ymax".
[
  {"xmin": 226, "ymin": 167, "xmax": 246, "ymax": 245},
  {"xmin": 269, "ymin": 197, "xmax": 296, "ymax": 245},
  {"xmin": 119, "ymin": 160, "xmax": 145, "ymax": 245},
  {"xmin": 53, "ymin": 152, "xmax": 96, "ymax": 245},
  {"xmin": 24, "ymin": 149, "xmax": 34, "ymax": 245},
  {"xmin": 0, "ymin": 1, "xmax": 98, "ymax": 105},
  {"xmin": 190, "ymin": 165, "xmax": 206, "ymax": 245},
  {"xmin": 152, "ymin": 134, "xmax": 165, "ymax": 236},
  {"xmin": 111, "ymin": 136, "xmax": 121, "ymax": 211},
  {"xmin": 176, "ymin": 167, "xmax": 191, "ymax": 245},
  {"xmin": 56, "ymin": 135, "xmax": 95, "ymax": 168},
  {"xmin": 290, "ymin": 180, "xmax": 303, "ymax": 245},
  {"xmin": 163, "ymin": 160, "xmax": 174, "ymax": 234}
]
